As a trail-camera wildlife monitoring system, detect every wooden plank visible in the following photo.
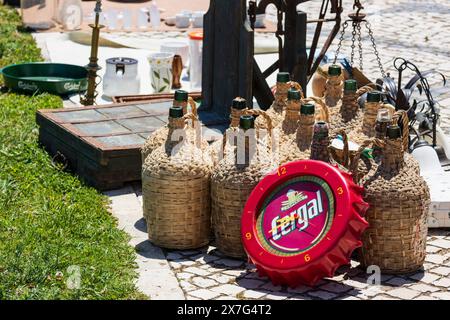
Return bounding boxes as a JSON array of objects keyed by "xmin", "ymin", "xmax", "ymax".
[{"xmin": 201, "ymin": 0, "xmax": 253, "ymax": 119}]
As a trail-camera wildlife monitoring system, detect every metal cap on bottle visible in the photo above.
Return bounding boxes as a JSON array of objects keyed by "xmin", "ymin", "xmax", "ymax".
[
  {"xmin": 328, "ymin": 64, "xmax": 342, "ymax": 76},
  {"xmin": 169, "ymin": 106, "xmax": 184, "ymax": 118},
  {"xmin": 232, "ymin": 97, "xmax": 247, "ymax": 110},
  {"xmin": 367, "ymin": 91, "xmax": 382, "ymax": 103},
  {"xmin": 174, "ymin": 89, "xmax": 189, "ymax": 102},
  {"xmin": 277, "ymin": 72, "xmax": 290, "ymax": 83},
  {"xmin": 301, "ymin": 103, "xmax": 315, "ymax": 115},
  {"xmin": 288, "ymin": 88, "xmax": 301, "ymax": 100},
  {"xmin": 313, "ymin": 121, "xmax": 329, "ymax": 139},
  {"xmin": 239, "ymin": 115, "xmax": 255, "ymax": 130},
  {"xmin": 386, "ymin": 125, "xmax": 401, "ymax": 139},
  {"xmin": 344, "ymin": 79, "xmax": 357, "ymax": 91}
]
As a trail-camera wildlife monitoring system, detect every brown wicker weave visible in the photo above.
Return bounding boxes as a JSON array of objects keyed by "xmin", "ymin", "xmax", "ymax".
[
  {"xmin": 359, "ymin": 136, "xmax": 430, "ymax": 274},
  {"xmin": 209, "ymin": 102, "xmax": 249, "ymax": 166},
  {"xmin": 310, "ymin": 122, "xmax": 331, "ymax": 162},
  {"xmin": 211, "ymin": 113, "xmax": 277, "ymax": 258},
  {"xmin": 329, "ymin": 86, "xmax": 369, "ymax": 134},
  {"xmin": 324, "ymin": 74, "xmax": 343, "ymax": 109},
  {"xmin": 256, "ymin": 81, "xmax": 303, "ymax": 129},
  {"xmin": 142, "ymin": 113, "xmax": 213, "ymax": 250},
  {"xmin": 141, "ymin": 97, "xmax": 198, "ymax": 163},
  {"xmin": 277, "ymin": 101, "xmax": 316, "ymax": 165}
]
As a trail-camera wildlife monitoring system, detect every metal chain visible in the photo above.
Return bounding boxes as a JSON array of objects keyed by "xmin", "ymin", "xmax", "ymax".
[
  {"xmin": 365, "ymin": 21, "xmax": 386, "ymax": 78},
  {"xmin": 333, "ymin": 21, "xmax": 349, "ymax": 64},
  {"xmin": 357, "ymin": 22, "xmax": 363, "ymax": 70},
  {"xmin": 350, "ymin": 23, "xmax": 357, "ymax": 67}
]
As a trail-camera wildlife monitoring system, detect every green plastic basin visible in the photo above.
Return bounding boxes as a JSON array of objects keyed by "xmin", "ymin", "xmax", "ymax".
[{"xmin": 0, "ymin": 62, "xmax": 88, "ymax": 95}]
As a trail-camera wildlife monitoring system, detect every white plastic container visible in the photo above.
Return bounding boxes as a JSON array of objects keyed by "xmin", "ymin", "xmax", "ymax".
[
  {"xmin": 411, "ymin": 140, "xmax": 444, "ymax": 175},
  {"xmin": 188, "ymin": 31, "xmax": 203, "ymax": 90},
  {"xmin": 103, "ymin": 57, "xmax": 141, "ymax": 98}
]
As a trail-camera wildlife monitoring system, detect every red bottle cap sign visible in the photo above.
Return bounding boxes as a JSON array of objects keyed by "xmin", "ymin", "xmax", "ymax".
[
  {"xmin": 242, "ymin": 160, "xmax": 369, "ymax": 287},
  {"xmin": 256, "ymin": 176, "xmax": 334, "ymax": 256}
]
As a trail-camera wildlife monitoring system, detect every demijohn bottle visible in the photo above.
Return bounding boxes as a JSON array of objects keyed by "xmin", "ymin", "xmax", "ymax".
[
  {"xmin": 211, "ymin": 115, "xmax": 277, "ymax": 258},
  {"xmin": 142, "ymin": 106, "xmax": 213, "ymax": 249},
  {"xmin": 360, "ymin": 125, "xmax": 430, "ymax": 273}
]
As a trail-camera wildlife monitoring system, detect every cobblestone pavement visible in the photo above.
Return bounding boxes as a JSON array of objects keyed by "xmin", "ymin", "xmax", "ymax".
[{"xmin": 163, "ymin": 230, "xmax": 450, "ymax": 300}]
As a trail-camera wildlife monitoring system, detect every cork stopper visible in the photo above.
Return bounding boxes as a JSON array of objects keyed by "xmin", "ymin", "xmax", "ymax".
[
  {"xmin": 301, "ymin": 103, "xmax": 315, "ymax": 115},
  {"xmin": 288, "ymin": 88, "xmax": 301, "ymax": 101},
  {"xmin": 344, "ymin": 79, "xmax": 357, "ymax": 92},
  {"xmin": 169, "ymin": 106, "xmax": 184, "ymax": 118},
  {"xmin": 239, "ymin": 115, "xmax": 255, "ymax": 131},
  {"xmin": 328, "ymin": 64, "xmax": 342, "ymax": 76},
  {"xmin": 387, "ymin": 125, "xmax": 401, "ymax": 139},
  {"xmin": 367, "ymin": 91, "xmax": 382, "ymax": 103},
  {"xmin": 174, "ymin": 90, "xmax": 188, "ymax": 102},
  {"xmin": 277, "ymin": 72, "xmax": 290, "ymax": 83},
  {"xmin": 232, "ymin": 97, "xmax": 247, "ymax": 110}
]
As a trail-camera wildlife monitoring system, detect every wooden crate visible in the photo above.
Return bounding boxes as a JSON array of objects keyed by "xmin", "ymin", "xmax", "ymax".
[
  {"xmin": 36, "ymin": 100, "xmax": 173, "ymax": 190},
  {"xmin": 37, "ymin": 100, "xmax": 227, "ymax": 190}
]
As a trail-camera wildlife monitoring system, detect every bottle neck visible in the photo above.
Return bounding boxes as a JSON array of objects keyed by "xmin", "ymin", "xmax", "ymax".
[
  {"xmin": 324, "ymin": 75, "xmax": 343, "ymax": 107},
  {"xmin": 362, "ymin": 101, "xmax": 382, "ymax": 137},
  {"xmin": 173, "ymin": 100, "xmax": 188, "ymax": 114},
  {"xmin": 282, "ymin": 99, "xmax": 301, "ymax": 134},
  {"xmin": 340, "ymin": 90, "xmax": 359, "ymax": 121},
  {"xmin": 310, "ymin": 126, "xmax": 329, "ymax": 162},
  {"xmin": 274, "ymin": 82, "xmax": 290, "ymax": 112},
  {"xmin": 168, "ymin": 116, "xmax": 185, "ymax": 130},
  {"xmin": 230, "ymin": 107, "xmax": 244, "ymax": 127},
  {"xmin": 381, "ymin": 138, "xmax": 405, "ymax": 173},
  {"xmin": 234, "ymin": 129, "xmax": 257, "ymax": 167},
  {"xmin": 297, "ymin": 114, "xmax": 315, "ymax": 150}
]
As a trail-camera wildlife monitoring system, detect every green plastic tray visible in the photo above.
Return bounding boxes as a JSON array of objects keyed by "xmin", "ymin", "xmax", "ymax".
[{"xmin": 0, "ymin": 62, "xmax": 88, "ymax": 95}]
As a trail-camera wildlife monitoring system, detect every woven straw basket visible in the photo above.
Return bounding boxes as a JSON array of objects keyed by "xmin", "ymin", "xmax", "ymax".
[
  {"xmin": 211, "ymin": 111, "xmax": 277, "ymax": 258},
  {"xmin": 142, "ymin": 113, "xmax": 213, "ymax": 249},
  {"xmin": 359, "ymin": 131, "xmax": 430, "ymax": 274}
]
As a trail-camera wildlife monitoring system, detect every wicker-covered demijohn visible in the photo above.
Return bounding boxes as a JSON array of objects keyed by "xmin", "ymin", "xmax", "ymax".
[
  {"xmin": 142, "ymin": 106, "xmax": 213, "ymax": 249},
  {"xmin": 211, "ymin": 114, "xmax": 277, "ymax": 258},
  {"xmin": 141, "ymin": 90, "xmax": 198, "ymax": 162},
  {"xmin": 359, "ymin": 125, "xmax": 430, "ymax": 274}
]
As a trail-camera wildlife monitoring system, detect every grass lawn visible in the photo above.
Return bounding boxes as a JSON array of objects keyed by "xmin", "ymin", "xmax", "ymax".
[{"xmin": 0, "ymin": 5, "xmax": 144, "ymax": 299}]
